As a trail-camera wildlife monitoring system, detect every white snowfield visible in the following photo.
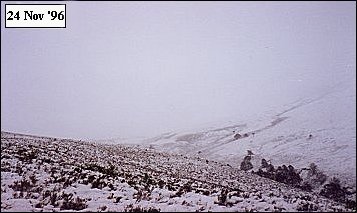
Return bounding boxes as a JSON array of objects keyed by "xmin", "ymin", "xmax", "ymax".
[
  {"xmin": 111, "ymin": 75, "xmax": 355, "ymax": 188},
  {"xmin": 1, "ymin": 131, "xmax": 355, "ymax": 212}
]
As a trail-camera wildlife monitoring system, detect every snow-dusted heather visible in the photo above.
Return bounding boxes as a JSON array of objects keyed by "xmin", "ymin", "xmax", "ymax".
[{"xmin": 1, "ymin": 132, "xmax": 355, "ymax": 212}]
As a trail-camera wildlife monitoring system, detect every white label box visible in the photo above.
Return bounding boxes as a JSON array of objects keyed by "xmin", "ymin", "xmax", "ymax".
[{"xmin": 5, "ymin": 4, "xmax": 66, "ymax": 28}]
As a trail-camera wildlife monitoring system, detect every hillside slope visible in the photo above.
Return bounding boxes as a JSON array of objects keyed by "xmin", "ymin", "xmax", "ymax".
[{"xmin": 1, "ymin": 132, "xmax": 355, "ymax": 212}]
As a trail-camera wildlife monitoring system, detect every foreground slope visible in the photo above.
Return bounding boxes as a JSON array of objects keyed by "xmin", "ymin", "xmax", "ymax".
[{"xmin": 1, "ymin": 132, "xmax": 355, "ymax": 212}]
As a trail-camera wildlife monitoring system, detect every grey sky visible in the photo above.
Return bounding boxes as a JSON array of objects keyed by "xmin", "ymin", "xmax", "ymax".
[{"xmin": 1, "ymin": 1, "xmax": 356, "ymax": 139}]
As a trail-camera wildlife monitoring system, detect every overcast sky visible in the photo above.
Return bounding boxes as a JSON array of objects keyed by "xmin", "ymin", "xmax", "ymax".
[{"xmin": 1, "ymin": 1, "xmax": 356, "ymax": 139}]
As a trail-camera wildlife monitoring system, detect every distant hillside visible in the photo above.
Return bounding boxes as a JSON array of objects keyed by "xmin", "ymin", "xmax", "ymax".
[{"xmin": 110, "ymin": 75, "xmax": 356, "ymax": 187}]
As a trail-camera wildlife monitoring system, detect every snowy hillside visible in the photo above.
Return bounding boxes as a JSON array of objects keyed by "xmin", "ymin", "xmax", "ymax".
[
  {"xmin": 108, "ymin": 73, "xmax": 356, "ymax": 188},
  {"xmin": 1, "ymin": 132, "xmax": 356, "ymax": 212}
]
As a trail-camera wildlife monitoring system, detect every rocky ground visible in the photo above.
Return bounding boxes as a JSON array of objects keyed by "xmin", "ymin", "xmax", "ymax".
[{"xmin": 1, "ymin": 131, "xmax": 355, "ymax": 212}]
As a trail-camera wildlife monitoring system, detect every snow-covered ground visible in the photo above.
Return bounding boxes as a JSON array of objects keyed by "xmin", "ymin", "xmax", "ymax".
[
  {"xmin": 1, "ymin": 71, "xmax": 355, "ymax": 212},
  {"xmin": 1, "ymin": 131, "xmax": 355, "ymax": 212}
]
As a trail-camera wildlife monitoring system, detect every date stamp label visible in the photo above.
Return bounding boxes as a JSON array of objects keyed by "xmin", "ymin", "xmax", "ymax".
[{"xmin": 5, "ymin": 4, "xmax": 66, "ymax": 28}]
